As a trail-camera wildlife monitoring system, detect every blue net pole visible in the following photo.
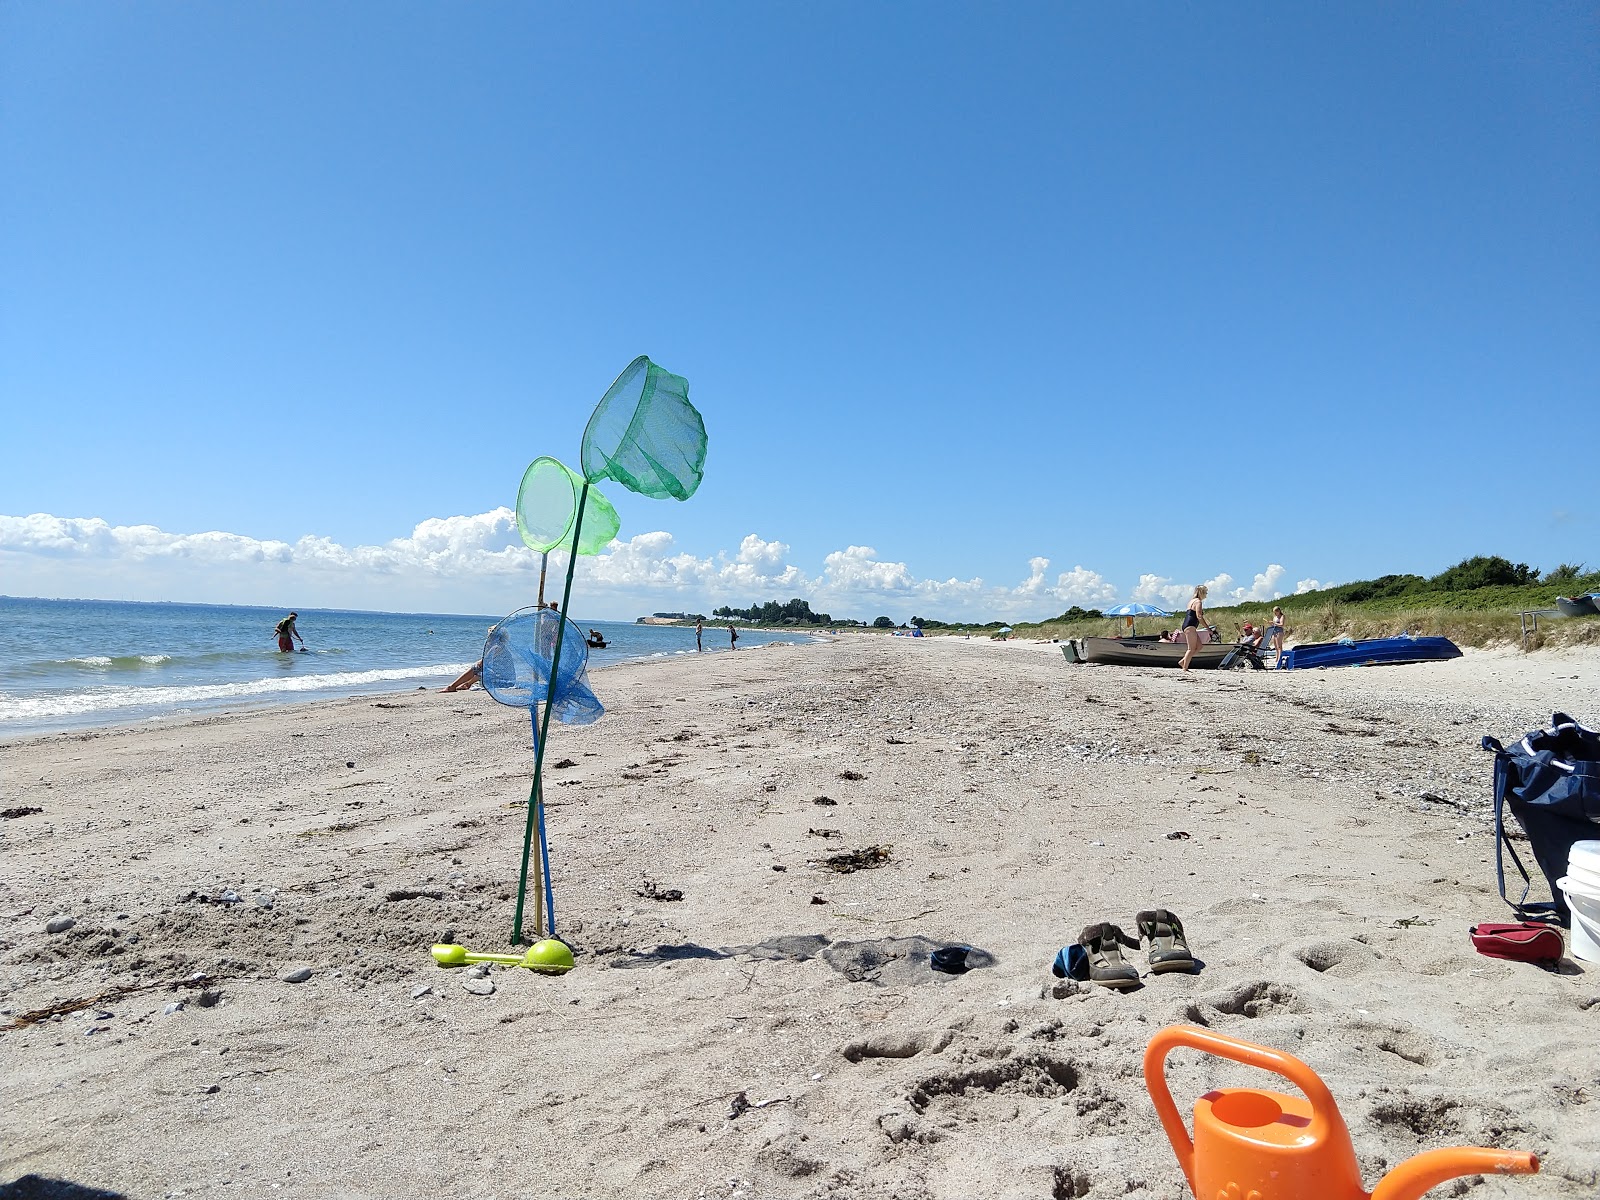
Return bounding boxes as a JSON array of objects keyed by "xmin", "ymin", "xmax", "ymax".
[
  {"xmin": 513, "ymin": 707, "xmax": 544, "ymax": 941},
  {"xmin": 538, "ymin": 776, "xmax": 557, "ymax": 936}
]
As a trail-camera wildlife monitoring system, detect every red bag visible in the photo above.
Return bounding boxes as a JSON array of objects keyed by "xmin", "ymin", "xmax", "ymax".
[{"xmin": 1469, "ymin": 921, "xmax": 1563, "ymax": 965}]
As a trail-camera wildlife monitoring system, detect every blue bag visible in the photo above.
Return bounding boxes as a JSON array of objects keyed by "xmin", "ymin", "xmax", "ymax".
[{"xmin": 1482, "ymin": 712, "xmax": 1600, "ymax": 925}]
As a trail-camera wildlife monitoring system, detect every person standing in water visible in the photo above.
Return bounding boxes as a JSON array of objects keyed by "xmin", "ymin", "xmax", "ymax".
[
  {"xmin": 695, "ymin": 617, "xmax": 703, "ymax": 652},
  {"xmin": 274, "ymin": 612, "xmax": 305, "ymax": 653},
  {"xmin": 728, "ymin": 622, "xmax": 739, "ymax": 650},
  {"xmin": 1178, "ymin": 585, "xmax": 1208, "ymax": 671}
]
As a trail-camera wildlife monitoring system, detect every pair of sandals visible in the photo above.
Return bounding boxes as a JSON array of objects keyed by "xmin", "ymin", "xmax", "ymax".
[{"xmin": 1066, "ymin": 910, "xmax": 1194, "ymax": 989}]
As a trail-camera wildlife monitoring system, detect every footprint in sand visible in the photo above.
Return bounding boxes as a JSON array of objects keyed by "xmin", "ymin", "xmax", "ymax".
[{"xmin": 1201, "ymin": 979, "xmax": 1304, "ymax": 1019}]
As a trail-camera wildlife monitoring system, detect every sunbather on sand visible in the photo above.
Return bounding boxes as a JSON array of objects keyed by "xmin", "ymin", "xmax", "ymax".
[{"xmin": 442, "ymin": 626, "xmax": 495, "ymax": 692}]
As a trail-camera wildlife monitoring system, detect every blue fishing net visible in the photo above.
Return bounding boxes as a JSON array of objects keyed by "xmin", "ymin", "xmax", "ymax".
[{"xmin": 480, "ymin": 607, "xmax": 603, "ymax": 726}]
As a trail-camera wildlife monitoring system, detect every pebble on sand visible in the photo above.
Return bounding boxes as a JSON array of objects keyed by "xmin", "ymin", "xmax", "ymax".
[
  {"xmin": 461, "ymin": 976, "xmax": 495, "ymax": 996},
  {"xmin": 45, "ymin": 915, "xmax": 76, "ymax": 934},
  {"xmin": 280, "ymin": 967, "xmax": 314, "ymax": 984}
]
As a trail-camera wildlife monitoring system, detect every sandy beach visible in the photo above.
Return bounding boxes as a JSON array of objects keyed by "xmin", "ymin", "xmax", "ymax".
[{"xmin": 2, "ymin": 636, "xmax": 1596, "ymax": 1200}]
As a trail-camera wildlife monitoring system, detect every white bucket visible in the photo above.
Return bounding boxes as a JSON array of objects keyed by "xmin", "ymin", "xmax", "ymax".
[
  {"xmin": 1568, "ymin": 841, "xmax": 1600, "ymax": 893},
  {"xmin": 1559, "ymin": 874, "xmax": 1600, "ymax": 964}
]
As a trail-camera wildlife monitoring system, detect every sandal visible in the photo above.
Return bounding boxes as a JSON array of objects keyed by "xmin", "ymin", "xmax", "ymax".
[
  {"xmin": 1078, "ymin": 922, "xmax": 1140, "ymax": 989},
  {"xmin": 1137, "ymin": 909, "xmax": 1194, "ymax": 974}
]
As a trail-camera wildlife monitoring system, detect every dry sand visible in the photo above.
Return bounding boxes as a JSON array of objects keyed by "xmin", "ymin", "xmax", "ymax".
[{"xmin": 1, "ymin": 636, "xmax": 1596, "ymax": 1199}]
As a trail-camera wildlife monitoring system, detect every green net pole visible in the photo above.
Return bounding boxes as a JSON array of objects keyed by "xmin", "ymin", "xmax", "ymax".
[
  {"xmin": 511, "ymin": 483, "xmax": 589, "ymax": 944},
  {"xmin": 532, "ymin": 709, "xmax": 544, "ymax": 939}
]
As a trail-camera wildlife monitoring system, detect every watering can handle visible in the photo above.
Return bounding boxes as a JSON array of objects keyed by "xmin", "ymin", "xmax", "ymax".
[{"xmin": 1144, "ymin": 1025, "xmax": 1346, "ymax": 1195}]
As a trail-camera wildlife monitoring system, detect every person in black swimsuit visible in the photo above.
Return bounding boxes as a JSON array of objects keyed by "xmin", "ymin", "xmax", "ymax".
[{"xmin": 1179, "ymin": 585, "xmax": 1209, "ymax": 671}]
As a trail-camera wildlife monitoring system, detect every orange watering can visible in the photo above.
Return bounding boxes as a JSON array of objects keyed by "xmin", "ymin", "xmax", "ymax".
[{"xmin": 1144, "ymin": 1026, "xmax": 1538, "ymax": 1200}]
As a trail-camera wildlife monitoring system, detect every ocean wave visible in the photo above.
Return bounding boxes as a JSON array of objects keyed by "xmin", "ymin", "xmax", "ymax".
[
  {"xmin": 35, "ymin": 649, "xmax": 349, "ymax": 675},
  {"xmin": 56, "ymin": 653, "xmax": 173, "ymax": 670},
  {"xmin": 0, "ymin": 663, "xmax": 474, "ymax": 723}
]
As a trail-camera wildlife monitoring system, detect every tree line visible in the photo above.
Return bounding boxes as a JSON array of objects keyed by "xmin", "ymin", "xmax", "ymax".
[{"xmin": 712, "ymin": 598, "xmax": 836, "ymax": 625}]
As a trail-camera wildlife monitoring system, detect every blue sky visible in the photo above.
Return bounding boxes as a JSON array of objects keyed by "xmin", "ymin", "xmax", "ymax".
[{"xmin": 2, "ymin": 4, "xmax": 1595, "ymax": 621}]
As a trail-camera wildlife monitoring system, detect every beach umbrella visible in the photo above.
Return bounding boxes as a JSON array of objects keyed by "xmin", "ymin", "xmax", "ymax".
[{"xmin": 1102, "ymin": 602, "xmax": 1170, "ymax": 636}]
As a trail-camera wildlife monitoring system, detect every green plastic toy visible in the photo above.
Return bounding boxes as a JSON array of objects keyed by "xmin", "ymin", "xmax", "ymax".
[{"xmin": 430, "ymin": 940, "xmax": 576, "ymax": 974}]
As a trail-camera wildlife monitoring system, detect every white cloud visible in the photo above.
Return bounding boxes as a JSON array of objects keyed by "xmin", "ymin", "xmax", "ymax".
[
  {"xmin": 1217, "ymin": 564, "xmax": 1286, "ymax": 603},
  {"xmin": 0, "ymin": 510, "xmax": 1331, "ymax": 623},
  {"xmin": 1295, "ymin": 577, "xmax": 1333, "ymax": 594},
  {"xmin": 1131, "ymin": 573, "xmax": 1192, "ymax": 608},
  {"xmin": 819, "ymin": 545, "xmax": 916, "ymax": 591},
  {"xmin": 1129, "ymin": 565, "xmax": 1301, "ymax": 608},
  {"xmin": 1041, "ymin": 563, "xmax": 1120, "ymax": 606}
]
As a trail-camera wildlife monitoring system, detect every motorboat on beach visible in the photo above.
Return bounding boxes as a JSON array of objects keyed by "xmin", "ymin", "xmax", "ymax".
[
  {"xmin": 1277, "ymin": 634, "xmax": 1461, "ymax": 670},
  {"xmin": 1555, "ymin": 595, "xmax": 1600, "ymax": 618},
  {"xmin": 1076, "ymin": 635, "xmax": 1240, "ymax": 670}
]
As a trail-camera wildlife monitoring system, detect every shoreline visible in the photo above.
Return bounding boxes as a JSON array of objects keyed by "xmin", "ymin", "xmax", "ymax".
[
  {"xmin": 0, "ymin": 615, "xmax": 821, "ymax": 743},
  {"xmin": 1, "ymin": 638, "xmax": 1595, "ymax": 1198}
]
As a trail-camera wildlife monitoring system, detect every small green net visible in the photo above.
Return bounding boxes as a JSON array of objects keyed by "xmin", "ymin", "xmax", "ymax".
[
  {"xmin": 515, "ymin": 456, "xmax": 620, "ymax": 555},
  {"xmin": 581, "ymin": 356, "xmax": 707, "ymax": 500}
]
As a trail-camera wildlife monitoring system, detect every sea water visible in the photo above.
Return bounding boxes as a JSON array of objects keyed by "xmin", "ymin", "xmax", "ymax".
[{"xmin": 0, "ymin": 597, "xmax": 809, "ymax": 739}]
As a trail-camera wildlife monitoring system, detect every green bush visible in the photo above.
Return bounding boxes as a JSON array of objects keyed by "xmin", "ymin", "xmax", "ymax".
[{"xmin": 1426, "ymin": 555, "xmax": 1539, "ymax": 591}]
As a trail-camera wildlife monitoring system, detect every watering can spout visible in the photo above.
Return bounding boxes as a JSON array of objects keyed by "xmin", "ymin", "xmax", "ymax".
[{"xmin": 1369, "ymin": 1148, "xmax": 1539, "ymax": 1200}]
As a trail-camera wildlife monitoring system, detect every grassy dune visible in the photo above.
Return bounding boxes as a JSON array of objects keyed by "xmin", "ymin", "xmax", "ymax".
[{"xmin": 1008, "ymin": 572, "xmax": 1600, "ymax": 651}]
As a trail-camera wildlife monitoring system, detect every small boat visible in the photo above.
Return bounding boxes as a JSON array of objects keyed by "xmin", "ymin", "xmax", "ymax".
[
  {"xmin": 1555, "ymin": 596, "xmax": 1600, "ymax": 618},
  {"xmin": 1277, "ymin": 634, "xmax": 1461, "ymax": 670},
  {"xmin": 1078, "ymin": 636, "xmax": 1239, "ymax": 670}
]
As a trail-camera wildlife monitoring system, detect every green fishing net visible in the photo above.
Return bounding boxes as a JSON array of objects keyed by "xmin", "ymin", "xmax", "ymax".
[
  {"xmin": 581, "ymin": 355, "xmax": 707, "ymax": 500},
  {"xmin": 515, "ymin": 456, "xmax": 620, "ymax": 555}
]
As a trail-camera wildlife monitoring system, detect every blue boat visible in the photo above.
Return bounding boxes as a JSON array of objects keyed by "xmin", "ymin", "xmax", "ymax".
[{"xmin": 1278, "ymin": 634, "xmax": 1463, "ymax": 670}]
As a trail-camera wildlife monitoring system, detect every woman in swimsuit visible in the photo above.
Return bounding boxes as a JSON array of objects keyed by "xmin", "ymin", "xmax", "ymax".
[
  {"xmin": 1179, "ymin": 585, "xmax": 1208, "ymax": 671},
  {"xmin": 1266, "ymin": 605, "xmax": 1287, "ymax": 663}
]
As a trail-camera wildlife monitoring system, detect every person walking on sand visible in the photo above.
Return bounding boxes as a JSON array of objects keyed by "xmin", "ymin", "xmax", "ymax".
[
  {"xmin": 1179, "ymin": 585, "xmax": 1208, "ymax": 671},
  {"xmin": 728, "ymin": 623, "xmax": 739, "ymax": 650},
  {"xmin": 695, "ymin": 617, "xmax": 703, "ymax": 652},
  {"xmin": 274, "ymin": 612, "xmax": 305, "ymax": 653}
]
